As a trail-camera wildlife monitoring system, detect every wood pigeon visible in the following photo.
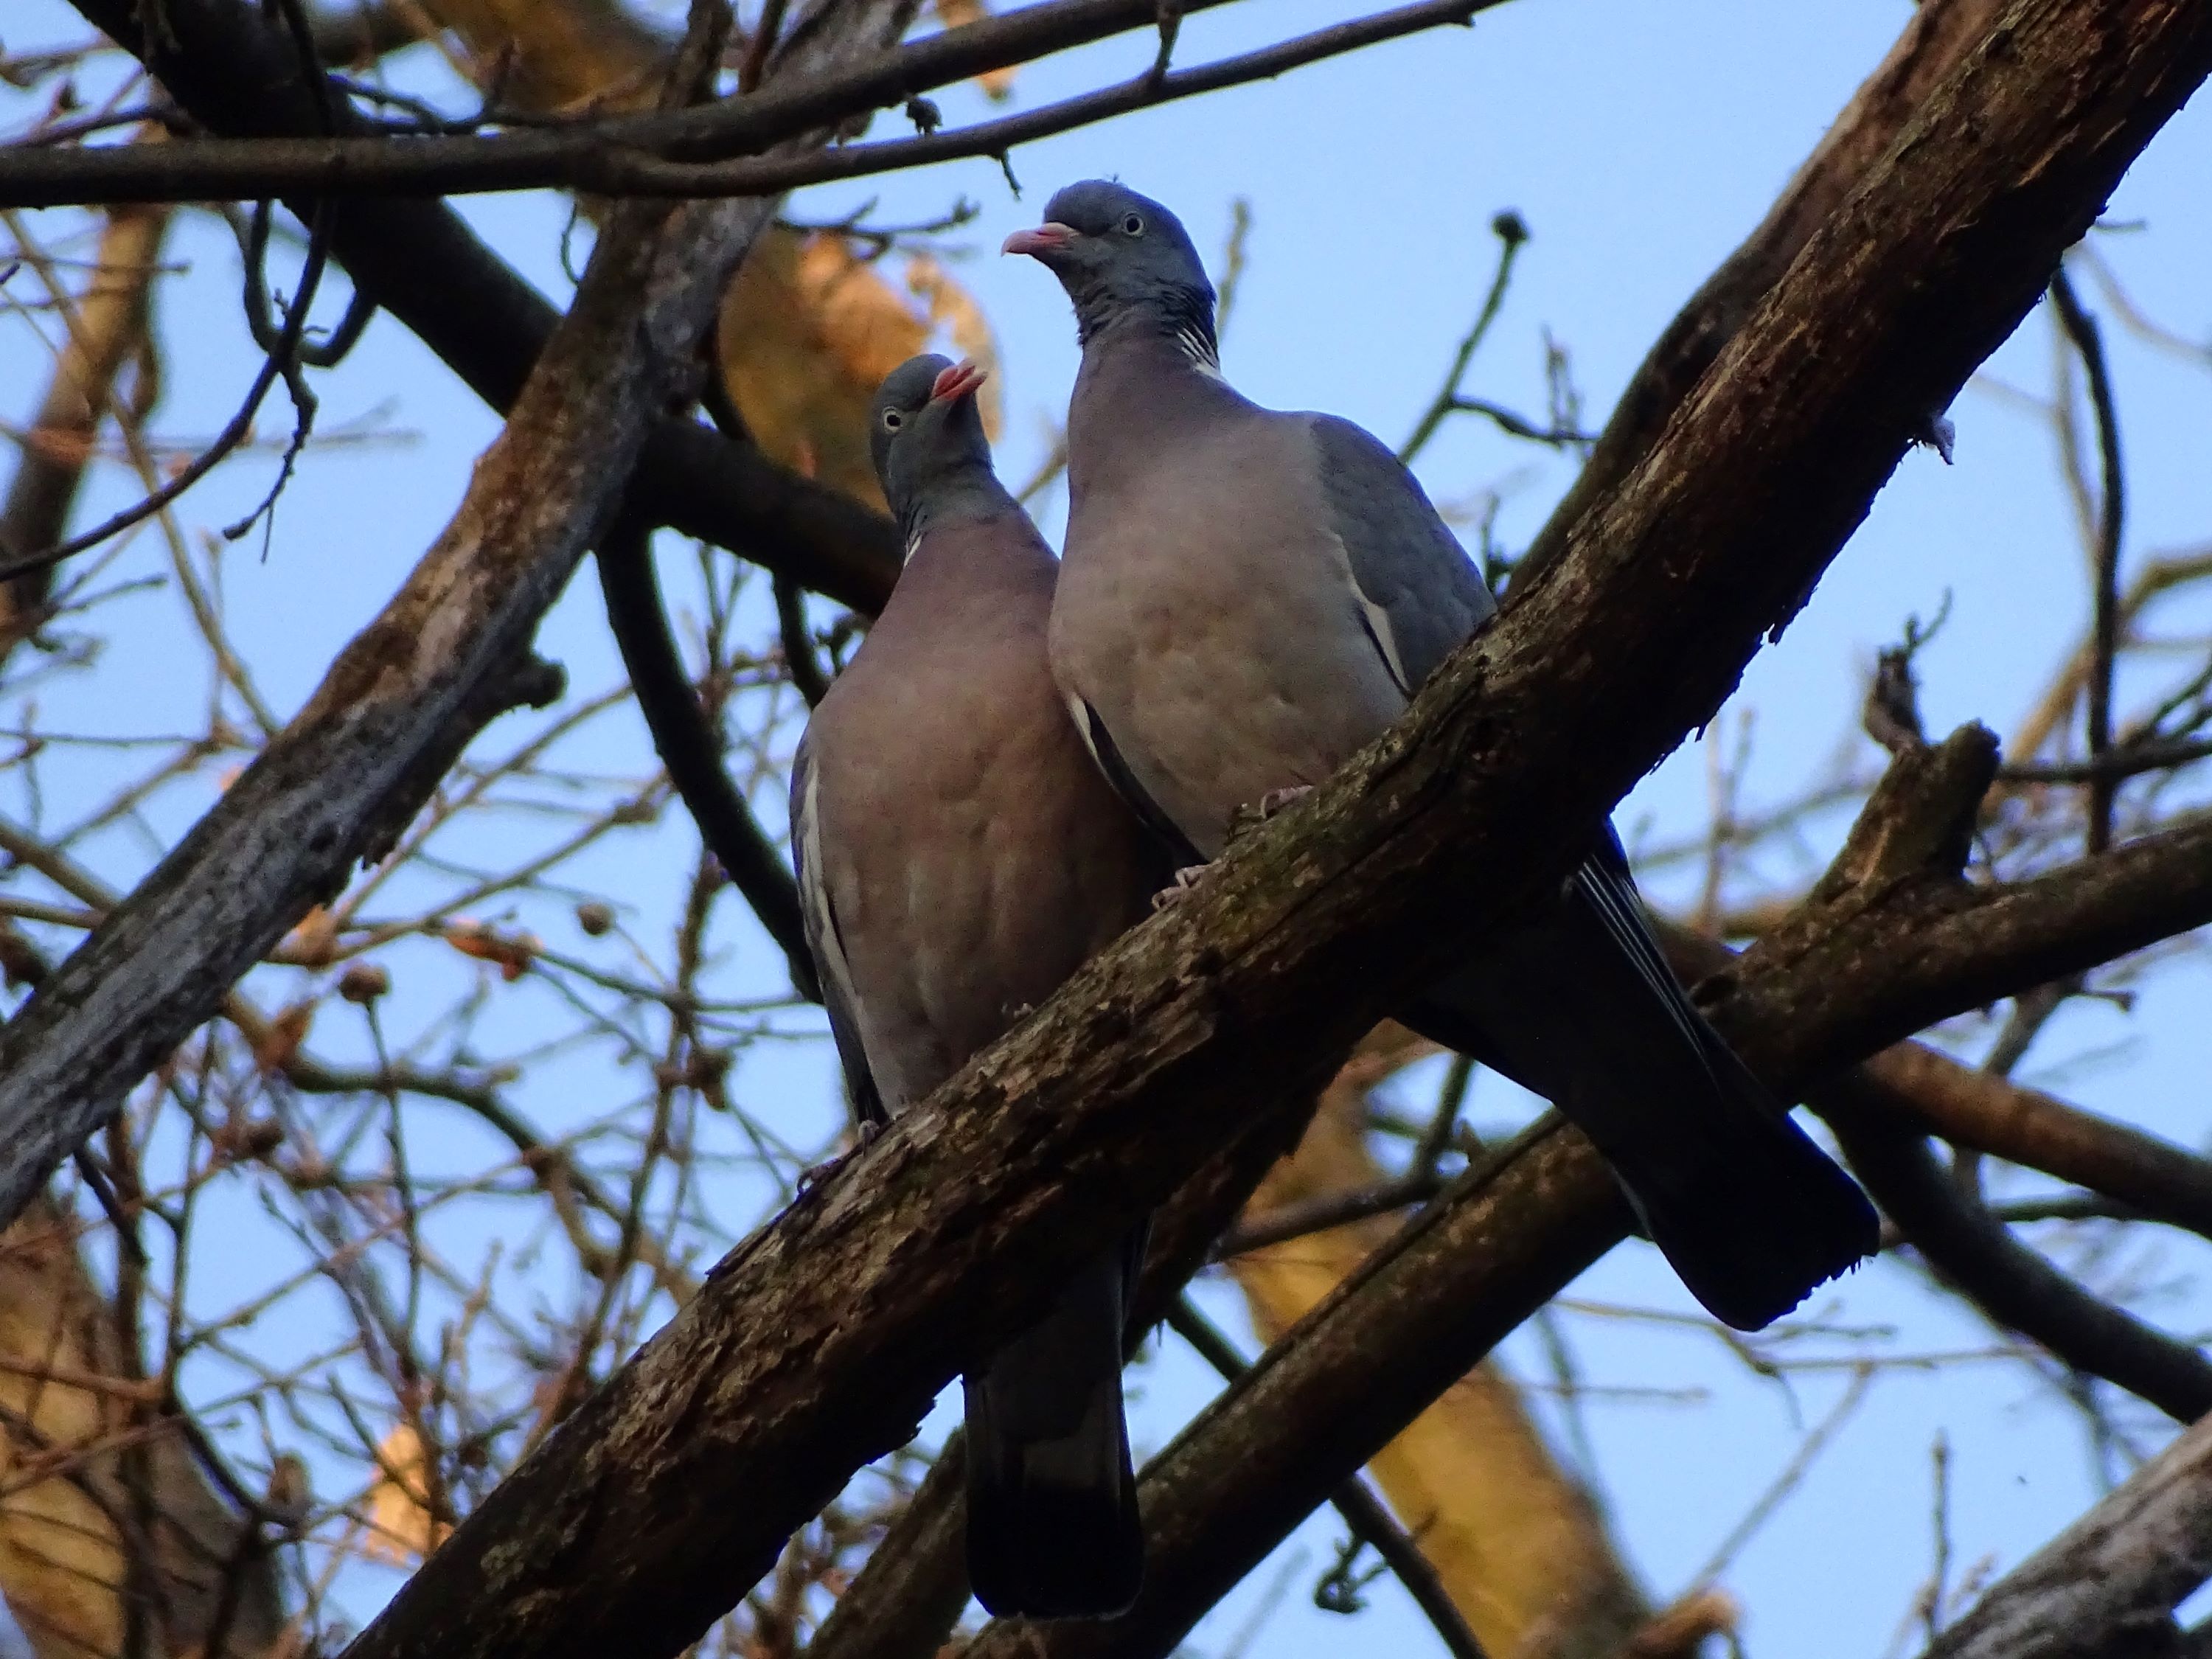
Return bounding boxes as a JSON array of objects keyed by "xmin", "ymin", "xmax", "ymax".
[
  {"xmin": 1006, "ymin": 183, "xmax": 1880, "ymax": 1332},
  {"xmin": 790, "ymin": 354, "xmax": 1163, "ymax": 1617}
]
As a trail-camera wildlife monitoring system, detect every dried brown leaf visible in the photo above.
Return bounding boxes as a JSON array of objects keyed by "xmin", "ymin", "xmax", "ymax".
[
  {"xmin": 364, "ymin": 1424, "xmax": 453, "ymax": 1565},
  {"xmin": 411, "ymin": 0, "xmax": 668, "ymax": 113},
  {"xmin": 934, "ymin": 0, "xmax": 1015, "ymax": 98},
  {"xmin": 445, "ymin": 918, "xmax": 540, "ymax": 981},
  {"xmin": 252, "ymin": 999, "xmax": 316, "ymax": 1074}
]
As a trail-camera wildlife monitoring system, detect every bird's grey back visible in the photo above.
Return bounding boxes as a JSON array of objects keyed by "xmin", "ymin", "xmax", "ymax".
[{"xmin": 1051, "ymin": 334, "xmax": 1493, "ymax": 855}]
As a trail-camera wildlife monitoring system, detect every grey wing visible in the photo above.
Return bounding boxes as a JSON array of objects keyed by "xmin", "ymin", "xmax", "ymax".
[
  {"xmin": 790, "ymin": 734, "xmax": 886, "ymax": 1128},
  {"xmin": 1062, "ymin": 690, "xmax": 1204, "ymax": 869},
  {"xmin": 1308, "ymin": 414, "xmax": 1497, "ymax": 696}
]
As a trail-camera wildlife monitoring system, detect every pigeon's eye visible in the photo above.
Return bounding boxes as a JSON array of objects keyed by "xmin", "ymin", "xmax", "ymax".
[
  {"xmin": 1120, "ymin": 212, "xmax": 1144, "ymax": 236},
  {"xmin": 882, "ymin": 408, "xmax": 904, "ymax": 431}
]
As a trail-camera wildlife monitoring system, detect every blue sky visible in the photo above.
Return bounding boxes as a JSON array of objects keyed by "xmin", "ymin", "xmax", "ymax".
[{"xmin": 4, "ymin": 1, "xmax": 2212, "ymax": 1654}]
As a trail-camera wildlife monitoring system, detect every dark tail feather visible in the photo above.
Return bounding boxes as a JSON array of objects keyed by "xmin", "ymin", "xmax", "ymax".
[
  {"xmin": 1403, "ymin": 849, "xmax": 1878, "ymax": 1331},
  {"xmin": 1603, "ymin": 1040, "xmax": 1882, "ymax": 1330},
  {"xmin": 964, "ymin": 1248, "xmax": 1143, "ymax": 1619}
]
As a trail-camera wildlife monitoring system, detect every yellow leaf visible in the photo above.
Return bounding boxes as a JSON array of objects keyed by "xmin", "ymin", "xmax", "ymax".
[
  {"xmin": 717, "ymin": 232, "xmax": 933, "ymax": 512},
  {"xmin": 905, "ymin": 252, "xmax": 1005, "ymax": 443},
  {"xmin": 934, "ymin": 0, "xmax": 1016, "ymax": 99},
  {"xmin": 411, "ymin": 0, "xmax": 667, "ymax": 113},
  {"xmin": 364, "ymin": 1424, "xmax": 452, "ymax": 1565}
]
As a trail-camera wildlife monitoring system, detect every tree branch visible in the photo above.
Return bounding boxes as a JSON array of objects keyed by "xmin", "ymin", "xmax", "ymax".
[
  {"xmin": 1165, "ymin": 1295, "xmax": 1491, "ymax": 1659},
  {"xmin": 266, "ymin": 4, "xmax": 2211, "ymax": 1656},
  {"xmin": 1823, "ymin": 1083, "xmax": 2212, "ymax": 1423},
  {"xmin": 1921, "ymin": 1409, "xmax": 2212, "ymax": 1659},
  {"xmin": 2048, "ymin": 267, "xmax": 2127, "ymax": 852},
  {"xmin": 0, "ymin": 0, "xmax": 919, "ymax": 1233},
  {"xmin": 66, "ymin": 0, "xmax": 906, "ymax": 614},
  {"xmin": 532, "ymin": 0, "xmax": 1490, "ymax": 201},
  {"xmin": 596, "ymin": 515, "xmax": 819, "ymax": 1000},
  {"xmin": 11, "ymin": 1, "xmax": 1487, "ymax": 204},
  {"xmin": 20, "ymin": 0, "xmax": 1260, "ymax": 207},
  {"xmin": 1860, "ymin": 1043, "xmax": 2212, "ymax": 1246}
]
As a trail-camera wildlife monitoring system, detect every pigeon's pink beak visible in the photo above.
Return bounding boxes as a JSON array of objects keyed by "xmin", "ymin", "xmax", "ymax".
[
  {"xmin": 929, "ymin": 360, "xmax": 988, "ymax": 403},
  {"xmin": 1002, "ymin": 222, "xmax": 1077, "ymax": 258}
]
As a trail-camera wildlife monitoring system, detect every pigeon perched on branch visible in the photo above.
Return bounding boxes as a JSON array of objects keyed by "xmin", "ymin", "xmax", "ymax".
[{"xmin": 1007, "ymin": 182, "xmax": 1878, "ymax": 1331}]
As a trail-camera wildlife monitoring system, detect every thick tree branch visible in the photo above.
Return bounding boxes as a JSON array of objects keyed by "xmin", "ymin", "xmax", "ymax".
[
  {"xmin": 66, "ymin": 0, "xmax": 906, "ymax": 614},
  {"xmin": 0, "ymin": 0, "xmax": 916, "ymax": 1233},
  {"xmin": 1921, "ymin": 1409, "xmax": 2212, "ymax": 1659},
  {"xmin": 956, "ymin": 748, "xmax": 2212, "ymax": 1659},
  {"xmin": 1823, "ymin": 1084, "xmax": 2212, "ymax": 1422},
  {"xmin": 268, "ymin": 4, "xmax": 2212, "ymax": 1657},
  {"xmin": 21, "ymin": 0, "xmax": 1256, "ymax": 207},
  {"xmin": 10, "ymin": 1, "xmax": 1486, "ymax": 204},
  {"xmin": 596, "ymin": 515, "xmax": 820, "ymax": 999}
]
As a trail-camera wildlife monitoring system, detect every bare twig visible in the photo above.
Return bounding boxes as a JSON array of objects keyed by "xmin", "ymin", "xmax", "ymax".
[
  {"xmin": 2048, "ymin": 268, "xmax": 2126, "ymax": 852},
  {"xmin": 1166, "ymin": 1297, "xmax": 1490, "ymax": 1659}
]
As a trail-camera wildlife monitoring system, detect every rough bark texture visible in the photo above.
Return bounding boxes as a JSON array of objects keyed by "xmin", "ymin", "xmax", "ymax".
[
  {"xmin": 0, "ymin": 0, "xmax": 917, "ymax": 1234},
  {"xmin": 1922, "ymin": 1410, "xmax": 2212, "ymax": 1659},
  {"xmin": 956, "ymin": 762, "xmax": 2212, "ymax": 1659},
  {"xmin": 275, "ymin": 3, "xmax": 2211, "ymax": 1655},
  {"xmin": 66, "ymin": 0, "xmax": 905, "ymax": 613}
]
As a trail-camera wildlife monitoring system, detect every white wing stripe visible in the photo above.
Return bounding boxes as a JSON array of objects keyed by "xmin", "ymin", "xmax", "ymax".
[
  {"xmin": 1573, "ymin": 863, "xmax": 1706, "ymax": 1054},
  {"xmin": 796, "ymin": 757, "xmax": 865, "ymax": 1063}
]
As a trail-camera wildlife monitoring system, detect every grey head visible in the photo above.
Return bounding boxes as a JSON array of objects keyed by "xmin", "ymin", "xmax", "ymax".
[
  {"xmin": 1003, "ymin": 181, "xmax": 1217, "ymax": 362},
  {"xmin": 869, "ymin": 352, "xmax": 1012, "ymax": 554}
]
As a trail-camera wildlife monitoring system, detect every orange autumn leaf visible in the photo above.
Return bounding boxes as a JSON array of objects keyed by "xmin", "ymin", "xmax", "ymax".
[
  {"xmin": 717, "ymin": 232, "xmax": 930, "ymax": 512},
  {"xmin": 719, "ymin": 233, "xmax": 1006, "ymax": 512},
  {"xmin": 411, "ymin": 0, "xmax": 666, "ymax": 114},
  {"xmin": 444, "ymin": 919, "xmax": 539, "ymax": 981},
  {"xmin": 283, "ymin": 905, "xmax": 340, "ymax": 967},
  {"xmin": 935, "ymin": 0, "xmax": 1016, "ymax": 98},
  {"xmin": 252, "ymin": 1000, "xmax": 316, "ymax": 1075}
]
